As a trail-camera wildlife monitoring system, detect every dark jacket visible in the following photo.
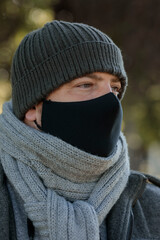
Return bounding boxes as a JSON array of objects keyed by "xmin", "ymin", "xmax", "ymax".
[
  {"xmin": 0, "ymin": 163, "xmax": 160, "ymax": 240},
  {"xmin": 107, "ymin": 171, "xmax": 160, "ymax": 239}
]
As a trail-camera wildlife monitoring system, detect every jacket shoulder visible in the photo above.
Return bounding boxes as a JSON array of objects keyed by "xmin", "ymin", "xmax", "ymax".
[
  {"xmin": 131, "ymin": 170, "xmax": 160, "ymax": 207},
  {"xmin": 106, "ymin": 170, "xmax": 160, "ymax": 240},
  {"xmin": 141, "ymin": 173, "xmax": 160, "ymax": 203},
  {"xmin": 132, "ymin": 171, "xmax": 160, "ymax": 239}
]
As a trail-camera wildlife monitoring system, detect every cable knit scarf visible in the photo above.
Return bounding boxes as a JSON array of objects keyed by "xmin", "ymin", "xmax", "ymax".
[{"xmin": 0, "ymin": 101, "xmax": 130, "ymax": 240}]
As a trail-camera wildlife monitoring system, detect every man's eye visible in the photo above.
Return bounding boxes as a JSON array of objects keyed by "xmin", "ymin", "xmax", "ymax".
[
  {"xmin": 111, "ymin": 86, "xmax": 122, "ymax": 96},
  {"xmin": 77, "ymin": 83, "xmax": 93, "ymax": 88},
  {"xmin": 111, "ymin": 86, "xmax": 121, "ymax": 92}
]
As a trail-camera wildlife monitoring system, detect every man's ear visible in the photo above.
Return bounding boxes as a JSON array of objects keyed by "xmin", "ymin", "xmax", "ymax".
[
  {"xmin": 24, "ymin": 103, "xmax": 43, "ymax": 129},
  {"xmin": 25, "ymin": 108, "xmax": 36, "ymax": 122}
]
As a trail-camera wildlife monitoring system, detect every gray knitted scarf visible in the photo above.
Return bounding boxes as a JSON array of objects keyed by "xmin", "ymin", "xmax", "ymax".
[{"xmin": 0, "ymin": 101, "xmax": 130, "ymax": 240}]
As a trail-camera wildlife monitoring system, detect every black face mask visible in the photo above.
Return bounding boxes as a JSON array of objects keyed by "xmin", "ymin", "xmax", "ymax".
[{"xmin": 35, "ymin": 92, "xmax": 123, "ymax": 157}]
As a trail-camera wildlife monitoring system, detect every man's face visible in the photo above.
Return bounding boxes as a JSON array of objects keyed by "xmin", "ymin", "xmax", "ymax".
[{"xmin": 24, "ymin": 72, "xmax": 122, "ymax": 129}]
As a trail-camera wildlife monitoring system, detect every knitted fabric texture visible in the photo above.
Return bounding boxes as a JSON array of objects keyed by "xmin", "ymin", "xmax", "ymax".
[
  {"xmin": 11, "ymin": 20, "xmax": 128, "ymax": 119},
  {"xmin": 0, "ymin": 101, "xmax": 130, "ymax": 240}
]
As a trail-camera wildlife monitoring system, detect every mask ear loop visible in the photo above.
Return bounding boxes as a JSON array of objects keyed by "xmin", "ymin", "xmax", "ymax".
[
  {"xmin": 34, "ymin": 120, "xmax": 42, "ymax": 130},
  {"xmin": 34, "ymin": 98, "xmax": 45, "ymax": 131}
]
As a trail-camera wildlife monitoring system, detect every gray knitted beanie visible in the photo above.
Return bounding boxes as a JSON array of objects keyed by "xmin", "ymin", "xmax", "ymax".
[{"xmin": 11, "ymin": 20, "xmax": 128, "ymax": 119}]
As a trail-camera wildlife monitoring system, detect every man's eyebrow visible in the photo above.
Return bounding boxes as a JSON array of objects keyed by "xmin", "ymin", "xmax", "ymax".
[
  {"xmin": 85, "ymin": 73, "xmax": 103, "ymax": 81},
  {"xmin": 111, "ymin": 77, "xmax": 121, "ymax": 83},
  {"xmin": 86, "ymin": 73, "xmax": 121, "ymax": 83}
]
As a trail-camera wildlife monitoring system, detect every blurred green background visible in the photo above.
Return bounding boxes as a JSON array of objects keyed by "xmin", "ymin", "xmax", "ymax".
[{"xmin": 0, "ymin": 0, "xmax": 160, "ymax": 176}]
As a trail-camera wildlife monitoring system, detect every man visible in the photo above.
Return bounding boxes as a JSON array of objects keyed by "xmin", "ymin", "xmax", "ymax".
[{"xmin": 0, "ymin": 20, "xmax": 159, "ymax": 240}]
